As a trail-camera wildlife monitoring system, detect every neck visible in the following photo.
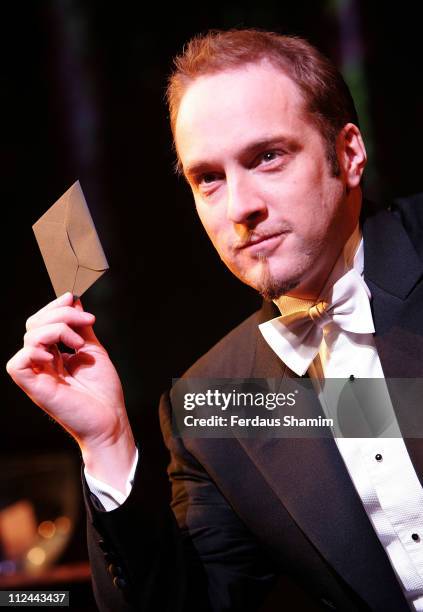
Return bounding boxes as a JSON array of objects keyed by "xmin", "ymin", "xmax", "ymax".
[{"xmin": 284, "ymin": 188, "xmax": 362, "ymax": 301}]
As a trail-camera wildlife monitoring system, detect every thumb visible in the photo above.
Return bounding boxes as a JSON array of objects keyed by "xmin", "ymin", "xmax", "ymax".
[{"xmin": 72, "ymin": 297, "xmax": 101, "ymax": 345}]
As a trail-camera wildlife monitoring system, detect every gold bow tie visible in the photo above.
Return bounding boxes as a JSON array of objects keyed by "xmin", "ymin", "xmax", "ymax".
[
  {"xmin": 259, "ymin": 269, "xmax": 375, "ymax": 375},
  {"xmin": 307, "ymin": 300, "xmax": 330, "ymax": 324},
  {"xmin": 276, "ymin": 296, "xmax": 331, "ymax": 328}
]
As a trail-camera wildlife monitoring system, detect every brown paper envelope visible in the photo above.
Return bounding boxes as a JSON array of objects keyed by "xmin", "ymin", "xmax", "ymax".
[{"xmin": 32, "ymin": 181, "xmax": 109, "ymax": 297}]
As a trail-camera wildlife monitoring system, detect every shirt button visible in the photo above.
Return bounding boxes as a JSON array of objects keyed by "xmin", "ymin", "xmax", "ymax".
[
  {"xmin": 375, "ymin": 454, "xmax": 383, "ymax": 461},
  {"xmin": 412, "ymin": 533, "xmax": 420, "ymax": 542}
]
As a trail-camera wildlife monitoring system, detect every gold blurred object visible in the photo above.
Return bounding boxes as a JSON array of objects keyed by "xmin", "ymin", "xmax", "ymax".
[
  {"xmin": 0, "ymin": 453, "xmax": 79, "ymax": 576},
  {"xmin": 38, "ymin": 521, "xmax": 56, "ymax": 539},
  {"xmin": 26, "ymin": 547, "xmax": 46, "ymax": 566},
  {"xmin": 55, "ymin": 516, "xmax": 71, "ymax": 535},
  {"xmin": 0, "ymin": 501, "xmax": 37, "ymax": 560}
]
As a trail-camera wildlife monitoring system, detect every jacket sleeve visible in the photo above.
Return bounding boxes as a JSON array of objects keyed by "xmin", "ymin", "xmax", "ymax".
[{"xmin": 83, "ymin": 391, "xmax": 276, "ymax": 612}]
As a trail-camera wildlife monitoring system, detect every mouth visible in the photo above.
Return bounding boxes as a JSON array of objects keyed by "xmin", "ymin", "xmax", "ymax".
[{"xmin": 237, "ymin": 231, "xmax": 287, "ymax": 254}]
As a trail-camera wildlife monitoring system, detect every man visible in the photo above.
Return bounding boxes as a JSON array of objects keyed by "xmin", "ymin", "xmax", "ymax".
[{"xmin": 6, "ymin": 29, "xmax": 423, "ymax": 611}]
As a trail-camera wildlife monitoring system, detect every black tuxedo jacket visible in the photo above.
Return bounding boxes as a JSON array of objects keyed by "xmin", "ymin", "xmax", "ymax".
[{"xmin": 84, "ymin": 196, "xmax": 423, "ymax": 612}]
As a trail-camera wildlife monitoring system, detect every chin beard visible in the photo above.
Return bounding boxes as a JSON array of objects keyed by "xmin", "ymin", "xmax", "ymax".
[
  {"xmin": 253, "ymin": 255, "xmax": 300, "ymax": 301},
  {"xmin": 257, "ymin": 278, "xmax": 300, "ymax": 301}
]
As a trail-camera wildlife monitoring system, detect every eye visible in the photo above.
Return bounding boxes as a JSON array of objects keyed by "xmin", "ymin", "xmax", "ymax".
[
  {"xmin": 195, "ymin": 171, "xmax": 224, "ymax": 194},
  {"xmin": 259, "ymin": 150, "xmax": 281, "ymax": 165},
  {"xmin": 200, "ymin": 172, "xmax": 219, "ymax": 185},
  {"xmin": 251, "ymin": 149, "xmax": 288, "ymax": 172}
]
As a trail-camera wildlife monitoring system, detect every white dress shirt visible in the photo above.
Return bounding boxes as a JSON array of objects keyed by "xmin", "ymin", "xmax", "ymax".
[
  {"xmin": 259, "ymin": 226, "xmax": 423, "ymax": 611},
  {"xmin": 84, "ymin": 448, "xmax": 138, "ymax": 512}
]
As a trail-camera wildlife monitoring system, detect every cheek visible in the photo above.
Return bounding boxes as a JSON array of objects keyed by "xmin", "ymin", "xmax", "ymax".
[
  {"xmin": 194, "ymin": 200, "xmax": 212, "ymax": 233},
  {"xmin": 287, "ymin": 179, "xmax": 340, "ymax": 236},
  {"xmin": 195, "ymin": 201, "xmax": 228, "ymax": 244}
]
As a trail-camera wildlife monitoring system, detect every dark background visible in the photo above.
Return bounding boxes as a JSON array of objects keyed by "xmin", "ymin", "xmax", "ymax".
[{"xmin": 2, "ymin": 0, "xmax": 422, "ymax": 606}]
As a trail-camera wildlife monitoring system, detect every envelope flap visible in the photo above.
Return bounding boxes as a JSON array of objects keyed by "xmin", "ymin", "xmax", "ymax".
[
  {"xmin": 32, "ymin": 220, "xmax": 78, "ymax": 297},
  {"xmin": 65, "ymin": 181, "xmax": 109, "ymax": 272},
  {"xmin": 73, "ymin": 266, "xmax": 107, "ymax": 297}
]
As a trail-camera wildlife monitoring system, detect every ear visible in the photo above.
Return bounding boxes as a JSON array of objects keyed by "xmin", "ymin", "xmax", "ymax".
[{"xmin": 337, "ymin": 123, "xmax": 367, "ymax": 189}]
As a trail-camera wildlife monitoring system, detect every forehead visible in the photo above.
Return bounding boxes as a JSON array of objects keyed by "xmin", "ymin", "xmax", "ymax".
[{"xmin": 175, "ymin": 61, "xmax": 312, "ymax": 169}]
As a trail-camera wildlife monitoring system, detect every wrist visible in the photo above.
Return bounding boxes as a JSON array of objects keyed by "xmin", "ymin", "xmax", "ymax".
[{"xmin": 81, "ymin": 427, "xmax": 137, "ymax": 495}]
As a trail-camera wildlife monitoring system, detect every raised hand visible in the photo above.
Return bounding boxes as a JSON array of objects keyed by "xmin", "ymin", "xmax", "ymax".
[{"xmin": 6, "ymin": 292, "xmax": 136, "ymax": 492}]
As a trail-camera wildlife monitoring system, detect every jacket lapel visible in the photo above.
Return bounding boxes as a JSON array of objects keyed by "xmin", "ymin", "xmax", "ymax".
[
  {"xmin": 363, "ymin": 206, "xmax": 423, "ymax": 483},
  {"xmin": 363, "ymin": 205, "xmax": 423, "ymax": 377}
]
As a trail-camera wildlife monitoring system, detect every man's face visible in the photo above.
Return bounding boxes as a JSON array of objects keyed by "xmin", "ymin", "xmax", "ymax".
[{"xmin": 175, "ymin": 61, "xmax": 354, "ymax": 300}]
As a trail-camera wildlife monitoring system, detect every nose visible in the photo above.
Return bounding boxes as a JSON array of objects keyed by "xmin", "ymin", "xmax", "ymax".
[{"xmin": 226, "ymin": 173, "xmax": 268, "ymax": 226}]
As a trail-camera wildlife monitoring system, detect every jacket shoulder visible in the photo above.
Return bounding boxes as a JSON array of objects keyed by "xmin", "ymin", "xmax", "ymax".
[
  {"xmin": 182, "ymin": 302, "xmax": 276, "ymax": 379},
  {"xmin": 392, "ymin": 192, "xmax": 423, "ymax": 259}
]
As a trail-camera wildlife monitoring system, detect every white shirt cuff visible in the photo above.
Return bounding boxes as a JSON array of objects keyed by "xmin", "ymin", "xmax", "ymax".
[{"xmin": 84, "ymin": 447, "xmax": 139, "ymax": 512}]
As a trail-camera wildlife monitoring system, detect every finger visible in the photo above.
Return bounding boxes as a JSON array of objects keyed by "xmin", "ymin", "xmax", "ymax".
[
  {"xmin": 26, "ymin": 306, "xmax": 95, "ymax": 331},
  {"xmin": 73, "ymin": 298, "xmax": 85, "ymax": 312},
  {"xmin": 6, "ymin": 346, "xmax": 54, "ymax": 379},
  {"xmin": 24, "ymin": 322, "xmax": 85, "ymax": 351},
  {"xmin": 25, "ymin": 293, "xmax": 75, "ymax": 331},
  {"xmin": 77, "ymin": 322, "xmax": 101, "ymax": 345},
  {"xmin": 72, "ymin": 299, "xmax": 101, "ymax": 345},
  {"xmin": 49, "ymin": 344, "xmax": 67, "ymax": 377},
  {"xmin": 43, "ymin": 292, "xmax": 75, "ymax": 311}
]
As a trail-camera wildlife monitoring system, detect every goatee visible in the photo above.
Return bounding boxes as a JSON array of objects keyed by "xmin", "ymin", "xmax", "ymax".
[{"xmin": 254, "ymin": 254, "xmax": 300, "ymax": 301}]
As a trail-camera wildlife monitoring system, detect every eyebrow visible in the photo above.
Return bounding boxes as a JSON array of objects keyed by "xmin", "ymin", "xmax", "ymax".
[{"xmin": 182, "ymin": 135, "xmax": 299, "ymax": 181}]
